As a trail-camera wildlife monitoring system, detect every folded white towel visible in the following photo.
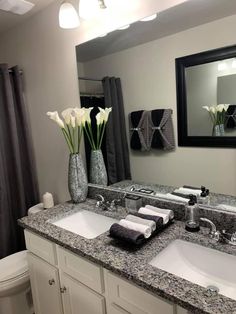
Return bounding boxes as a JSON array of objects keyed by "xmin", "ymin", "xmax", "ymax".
[
  {"xmin": 125, "ymin": 214, "xmax": 156, "ymax": 232},
  {"xmin": 138, "ymin": 207, "xmax": 169, "ymax": 225},
  {"xmin": 178, "ymin": 187, "xmax": 201, "ymax": 196},
  {"xmin": 119, "ymin": 219, "xmax": 152, "ymax": 238},
  {"xmin": 155, "ymin": 193, "xmax": 189, "ymax": 203},
  {"xmin": 217, "ymin": 204, "xmax": 236, "ymax": 213},
  {"xmin": 145, "ymin": 205, "xmax": 174, "ymax": 220}
]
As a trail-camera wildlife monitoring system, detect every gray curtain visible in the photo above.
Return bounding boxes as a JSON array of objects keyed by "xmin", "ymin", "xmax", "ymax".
[
  {"xmin": 0, "ymin": 64, "xmax": 39, "ymax": 258},
  {"xmin": 102, "ymin": 77, "xmax": 131, "ymax": 184}
]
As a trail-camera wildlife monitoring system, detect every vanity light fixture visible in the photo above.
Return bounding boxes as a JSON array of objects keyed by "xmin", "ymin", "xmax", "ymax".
[
  {"xmin": 59, "ymin": 2, "xmax": 80, "ymax": 29},
  {"xmin": 118, "ymin": 24, "xmax": 130, "ymax": 30},
  {"xmin": 218, "ymin": 61, "xmax": 227, "ymax": 71},
  {"xmin": 140, "ymin": 14, "xmax": 157, "ymax": 22},
  {"xmin": 79, "ymin": 0, "xmax": 107, "ymax": 20}
]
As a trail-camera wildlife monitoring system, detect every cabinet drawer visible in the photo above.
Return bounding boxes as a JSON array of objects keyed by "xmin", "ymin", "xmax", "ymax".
[
  {"xmin": 24, "ymin": 230, "xmax": 57, "ymax": 265},
  {"xmin": 105, "ymin": 271, "xmax": 174, "ymax": 314},
  {"xmin": 57, "ymin": 246, "xmax": 104, "ymax": 294}
]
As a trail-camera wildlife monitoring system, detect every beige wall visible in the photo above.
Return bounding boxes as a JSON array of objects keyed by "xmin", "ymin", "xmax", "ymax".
[
  {"xmin": 0, "ymin": 0, "xmax": 182, "ymax": 202},
  {"xmin": 80, "ymin": 15, "xmax": 236, "ymax": 196}
]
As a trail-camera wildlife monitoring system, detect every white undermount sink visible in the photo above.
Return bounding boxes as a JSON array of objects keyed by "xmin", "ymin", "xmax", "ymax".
[
  {"xmin": 51, "ymin": 210, "xmax": 118, "ymax": 239},
  {"xmin": 149, "ymin": 239, "xmax": 236, "ymax": 300}
]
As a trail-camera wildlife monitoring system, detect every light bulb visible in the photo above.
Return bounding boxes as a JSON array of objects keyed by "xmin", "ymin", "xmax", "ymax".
[
  {"xmin": 218, "ymin": 62, "xmax": 227, "ymax": 71},
  {"xmin": 59, "ymin": 2, "xmax": 80, "ymax": 29},
  {"xmin": 140, "ymin": 14, "xmax": 157, "ymax": 22},
  {"xmin": 79, "ymin": 0, "xmax": 100, "ymax": 20},
  {"xmin": 118, "ymin": 25, "xmax": 130, "ymax": 30},
  {"xmin": 232, "ymin": 59, "xmax": 236, "ymax": 68}
]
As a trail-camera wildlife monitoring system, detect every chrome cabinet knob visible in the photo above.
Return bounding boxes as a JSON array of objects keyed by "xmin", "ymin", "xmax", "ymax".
[{"xmin": 48, "ymin": 279, "xmax": 55, "ymax": 286}]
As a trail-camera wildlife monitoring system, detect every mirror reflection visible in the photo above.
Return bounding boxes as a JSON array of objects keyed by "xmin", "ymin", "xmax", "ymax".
[
  {"xmin": 186, "ymin": 58, "xmax": 236, "ymax": 137},
  {"xmin": 76, "ymin": 21, "xmax": 236, "ymax": 211}
]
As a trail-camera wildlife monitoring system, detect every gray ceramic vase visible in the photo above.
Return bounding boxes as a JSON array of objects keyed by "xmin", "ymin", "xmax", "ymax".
[
  {"xmin": 212, "ymin": 124, "xmax": 221, "ymax": 136},
  {"xmin": 68, "ymin": 153, "xmax": 88, "ymax": 203},
  {"xmin": 90, "ymin": 149, "xmax": 108, "ymax": 186}
]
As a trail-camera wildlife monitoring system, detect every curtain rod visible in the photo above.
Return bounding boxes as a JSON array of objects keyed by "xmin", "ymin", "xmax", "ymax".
[{"xmin": 79, "ymin": 76, "xmax": 102, "ymax": 82}]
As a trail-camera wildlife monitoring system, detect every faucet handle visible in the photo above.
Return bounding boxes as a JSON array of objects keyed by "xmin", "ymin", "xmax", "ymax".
[{"xmin": 96, "ymin": 194, "xmax": 105, "ymax": 209}]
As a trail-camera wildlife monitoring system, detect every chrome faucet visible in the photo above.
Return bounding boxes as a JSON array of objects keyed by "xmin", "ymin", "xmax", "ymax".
[
  {"xmin": 200, "ymin": 218, "xmax": 221, "ymax": 241},
  {"xmin": 200, "ymin": 217, "xmax": 236, "ymax": 245},
  {"xmin": 95, "ymin": 194, "xmax": 121, "ymax": 211}
]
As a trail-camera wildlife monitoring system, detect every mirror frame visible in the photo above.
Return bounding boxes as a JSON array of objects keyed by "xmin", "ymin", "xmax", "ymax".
[{"xmin": 176, "ymin": 44, "xmax": 236, "ymax": 148}]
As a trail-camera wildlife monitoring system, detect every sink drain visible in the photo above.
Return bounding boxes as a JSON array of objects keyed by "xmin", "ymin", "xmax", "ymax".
[{"xmin": 206, "ymin": 285, "xmax": 219, "ymax": 296}]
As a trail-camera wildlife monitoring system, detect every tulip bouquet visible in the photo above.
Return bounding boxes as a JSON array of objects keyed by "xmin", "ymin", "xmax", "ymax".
[
  {"xmin": 203, "ymin": 104, "xmax": 229, "ymax": 125},
  {"xmin": 47, "ymin": 107, "xmax": 92, "ymax": 154},
  {"xmin": 83, "ymin": 107, "xmax": 112, "ymax": 150}
]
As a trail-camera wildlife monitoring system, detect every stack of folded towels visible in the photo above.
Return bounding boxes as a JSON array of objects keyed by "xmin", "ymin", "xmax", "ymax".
[{"xmin": 109, "ymin": 205, "xmax": 174, "ymax": 245}]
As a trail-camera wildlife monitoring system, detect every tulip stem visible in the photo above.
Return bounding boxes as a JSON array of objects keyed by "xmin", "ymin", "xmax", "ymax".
[
  {"xmin": 98, "ymin": 122, "xmax": 106, "ymax": 149},
  {"xmin": 62, "ymin": 129, "xmax": 73, "ymax": 153}
]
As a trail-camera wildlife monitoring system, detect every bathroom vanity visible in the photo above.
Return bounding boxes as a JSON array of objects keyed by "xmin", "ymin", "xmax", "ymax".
[{"xmin": 19, "ymin": 198, "xmax": 236, "ymax": 314}]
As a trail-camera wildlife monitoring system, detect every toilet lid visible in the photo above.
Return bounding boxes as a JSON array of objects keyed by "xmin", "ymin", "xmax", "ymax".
[{"xmin": 0, "ymin": 250, "xmax": 28, "ymax": 283}]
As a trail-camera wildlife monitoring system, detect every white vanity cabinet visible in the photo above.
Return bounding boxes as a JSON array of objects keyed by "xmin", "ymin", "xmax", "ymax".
[{"xmin": 24, "ymin": 230, "xmax": 188, "ymax": 314}]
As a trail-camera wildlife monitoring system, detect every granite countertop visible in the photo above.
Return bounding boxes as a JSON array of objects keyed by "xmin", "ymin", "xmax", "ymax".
[{"xmin": 19, "ymin": 199, "xmax": 236, "ymax": 314}]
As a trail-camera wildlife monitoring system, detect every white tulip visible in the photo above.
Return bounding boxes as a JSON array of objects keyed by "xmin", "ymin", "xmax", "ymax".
[
  {"xmin": 73, "ymin": 107, "xmax": 85, "ymax": 126},
  {"xmin": 96, "ymin": 112, "xmax": 104, "ymax": 125},
  {"xmin": 62, "ymin": 108, "xmax": 74, "ymax": 125},
  {"xmin": 82, "ymin": 107, "xmax": 93, "ymax": 125},
  {"xmin": 202, "ymin": 106, "xmax": 210, "ymax": 111},
  {"xmin": 216, "ymin": 104, "xmax": 225, "ymax": 112},
  {"xmin": 224, "ymin": 104, "xmax": 229, "ymax": 111},
  {"xmin": 209, "ymin": 106, "xmax": 216, "ymax": 114},
  {"xmin": 98, "ymin": 107, "xmax": 112, "ymax": 122},
  {"xmin": 47, "ymin": 111, "xmax": 65, "ymax": 128}
]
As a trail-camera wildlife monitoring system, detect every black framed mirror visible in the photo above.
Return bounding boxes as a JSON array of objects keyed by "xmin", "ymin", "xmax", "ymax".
[{"xmin": 176, "ymin": 45, "xmax": 236, "ymax": 148}]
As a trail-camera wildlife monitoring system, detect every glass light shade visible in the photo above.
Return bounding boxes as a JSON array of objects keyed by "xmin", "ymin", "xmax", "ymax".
[
  {"xmin": 140, "ymin": 14, "xmax": 157, "ymax": 22},
  {"xmin": 79, "ymin": 0, "xmax": 100, "ymax": 20},
  {"xmin": 59, "ymin": 2, "xmax": 80, "ymax": 29}
]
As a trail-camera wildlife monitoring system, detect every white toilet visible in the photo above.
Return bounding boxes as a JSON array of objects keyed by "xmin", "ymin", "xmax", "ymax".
[
  {"xmin": 0, "ymin": 250, "xmax": 33, "ymax": 314},
  {"xmin": 0, "ymin": 204, "xmax": 44, "ymax": 314}
]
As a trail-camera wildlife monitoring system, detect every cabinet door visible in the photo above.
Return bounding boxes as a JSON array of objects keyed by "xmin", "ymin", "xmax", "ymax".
[
  {"xmin": 176, "ymin": 306, "xmax": 189, "ymax": 314},
  {"xmin": 61, "ymin": 273, "xmax": 106, "ymax": 314},
  {"xmin": 27, "ymin": 253, "xmax": 63, "ymax": 314}
]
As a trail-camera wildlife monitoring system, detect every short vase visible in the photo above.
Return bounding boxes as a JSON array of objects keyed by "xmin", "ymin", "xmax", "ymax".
[
  {"xmin": 68, "ymin": 153, "xmax": 88, "ymax": 203},
  {"xmin": 90, "ymin": 150, "xmax": 108, "ymax": 186}
]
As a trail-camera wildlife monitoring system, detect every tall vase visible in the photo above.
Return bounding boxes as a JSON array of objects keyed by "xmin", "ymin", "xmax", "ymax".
[
  {"xmin": 219, "ymin": 124, "xmax": 225, "ymax": 136},
  {"xmin": 90, "ymin": 149, "xmax": 108, "ymax": 186},
  {"xmin": 212, "ymin": 124, "xmax": 221, "ymax": 136},
  {"xmin": 68, "ymin": 153, "xmax": 88, "ymax": 203}
]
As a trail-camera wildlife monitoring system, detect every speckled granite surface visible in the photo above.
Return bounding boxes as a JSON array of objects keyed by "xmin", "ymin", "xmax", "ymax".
[
  {"xmin": 19, "ymin": 199, "xmax": 236, "ymax": 314},
  {"xmin": 111, "ymin": 180, "xmax": 236, "ymax": 209}
]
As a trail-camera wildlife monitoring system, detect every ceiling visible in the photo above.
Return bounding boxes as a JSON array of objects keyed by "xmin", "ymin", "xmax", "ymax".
[
  {"xmin": 77, "ymin": 0, "xmax": 236, "ymax": 62},
  {"xmin": 0, "ymin": 0, "xmax": 55, "ymax": 33}
]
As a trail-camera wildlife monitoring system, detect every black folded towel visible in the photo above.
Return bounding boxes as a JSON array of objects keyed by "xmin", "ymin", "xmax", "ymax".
[
  {"xmin": 171, "ymin": 192, "xmax": 191, "ymax": 199},
  {"xmin": 226, "ymin": 105, "xmax": 236, "ymax": 129},
  {"xmin": 151, "ymin": 109, "xmax": 164, "ymax": 149},
  {"xmin": 109, "ymin": 223, "xmax": 145, "ymax": 245},
  {"xmin": 183, "ymin": 185, "xmax": 201, "ymax": 190},
  {"xmin": 130, "ymin": 110, "xmax": 144, "ymax": 150},
  {"xmin": 130, "ymin": 212, "xmax": 164, "ymax": 228}
]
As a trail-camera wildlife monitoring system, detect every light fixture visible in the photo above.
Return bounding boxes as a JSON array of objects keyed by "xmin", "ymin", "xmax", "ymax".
[
  {"xmin": 232, "ymin": 59, "xmax": 236, "ymax": 69},
  {"xmin": 140, "ymin": 14, "xmax": 157, "ymax": 22},
  {"xmin": 118, "ymin": 25, "xmax": 130, "ymax": 30},
  {"xmin": 59, "ymin": 2, "xmax": 80, "ymax": 29},
  {"xmin": 79, "ymin": 0, "xmax": 106, "ymax": 20},
  {"xmin": 0, "ymin": 0, "xmax": 35, "ymax": 15},
  {"xmin": 218, "ymin": 61, "xmax": 227, "ymax": 71}
]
